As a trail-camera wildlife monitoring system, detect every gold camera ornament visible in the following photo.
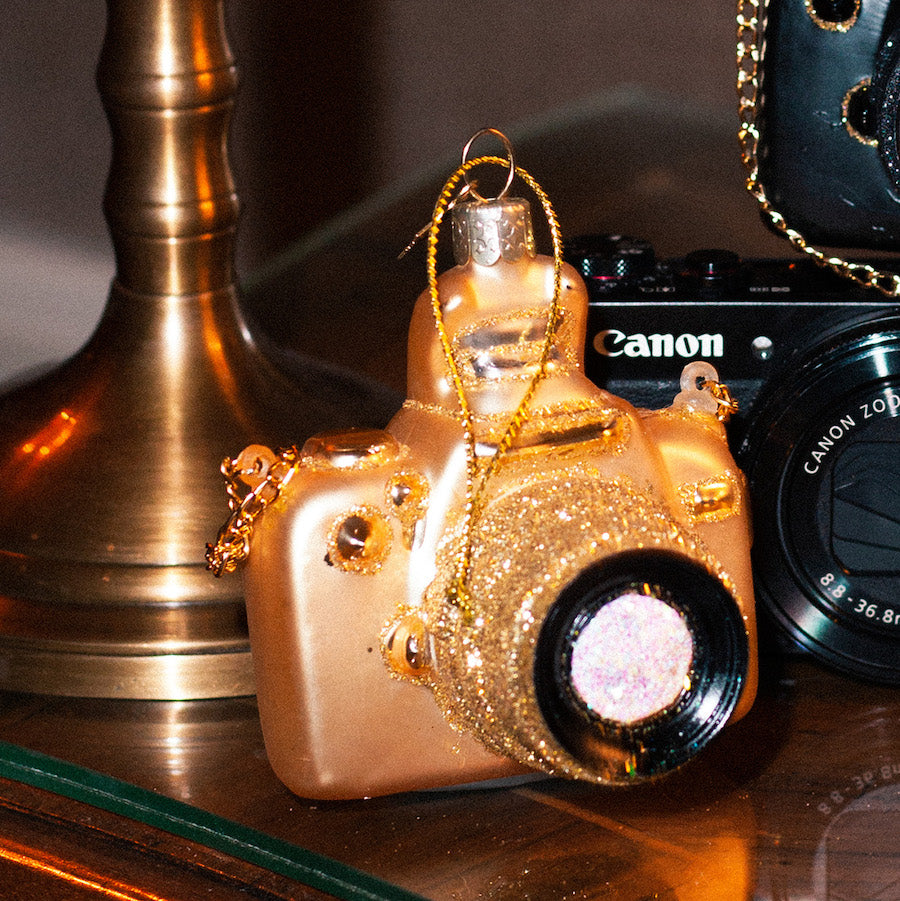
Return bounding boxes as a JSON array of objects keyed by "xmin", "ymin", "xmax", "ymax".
[{"xmin": 208, "ymin": 132, "xmax": 758, "ymax": 800}]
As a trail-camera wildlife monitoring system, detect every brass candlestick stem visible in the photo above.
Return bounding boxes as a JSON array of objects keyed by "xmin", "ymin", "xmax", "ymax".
[{"xmin": 0, "ymin": 0, "xmax": 385, "ymax": 698}]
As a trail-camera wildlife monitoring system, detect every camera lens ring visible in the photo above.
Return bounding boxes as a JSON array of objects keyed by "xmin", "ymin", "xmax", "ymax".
[
  {"xmin": 739, "ymin": 320, "xmax": 900, "ymax": 685},
  {"xmin": 872, "ymin": 29, "xmax": 900, "ymax": 191},
  {"xmin": 533, "ymin": 549, "xmax": 748, "ymax": 782}
]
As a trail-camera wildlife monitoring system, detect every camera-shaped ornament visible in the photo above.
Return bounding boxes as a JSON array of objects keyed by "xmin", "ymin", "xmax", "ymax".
[{"xmin": 208, "ymin": 149, "xmax": 758, "ymax": 800}]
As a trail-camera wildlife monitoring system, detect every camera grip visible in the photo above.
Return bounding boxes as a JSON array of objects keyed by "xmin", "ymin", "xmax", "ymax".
[{"xmin": 241, "ymin": 443, "xmax": 519, "ymax": 800}]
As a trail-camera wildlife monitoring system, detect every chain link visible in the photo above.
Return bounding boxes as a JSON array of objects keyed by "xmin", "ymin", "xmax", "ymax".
[
  {"xmin": 701, "ymin": 377, "xmax": 740, "ymax": 422},
  {"xmin": 205, "ymin": 445, "xmax": 300, "ymax": 576},
  {"xmin": 736, "ymin": 0, "xmax": 900, "ymax": 296}
]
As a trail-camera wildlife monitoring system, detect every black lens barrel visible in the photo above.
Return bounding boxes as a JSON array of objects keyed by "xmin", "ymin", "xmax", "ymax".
[
  {"xmin": 534, "ymin": 550, "xmax": 749, "ymax": 782},
  {"xmin": 739, "ymin": 321, "xmax": 900, "ymax": 685}
]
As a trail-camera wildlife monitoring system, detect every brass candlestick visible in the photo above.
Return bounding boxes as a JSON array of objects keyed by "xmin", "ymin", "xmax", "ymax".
[{"xmin": 0, "ymin": 0, "xmax": 389, "ymax": 698}]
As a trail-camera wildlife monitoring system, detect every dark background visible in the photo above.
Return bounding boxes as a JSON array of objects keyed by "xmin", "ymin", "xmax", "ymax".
[{"xmin": 1, "ymin": 1, "xmax": 786, "ymax": 383}]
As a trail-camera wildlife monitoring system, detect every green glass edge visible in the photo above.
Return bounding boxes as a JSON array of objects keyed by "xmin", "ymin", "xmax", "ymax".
[{"xmin": 0, "ymin": 741, "xmax": 427, "ymax": 901}]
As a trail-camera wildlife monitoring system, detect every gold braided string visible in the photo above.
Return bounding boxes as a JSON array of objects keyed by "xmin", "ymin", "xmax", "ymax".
[
  {"xmin": 426, "ymin": 155, "xmax": 564, "ymax": 616},
  {"xmin": 736, "ymin": 0, "xmax": 900, "ymax": 296}
]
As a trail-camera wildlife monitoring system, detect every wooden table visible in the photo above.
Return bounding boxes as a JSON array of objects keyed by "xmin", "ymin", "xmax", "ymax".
[{"xmin": 0, "ymin": 656, "xmax": 896, "ymax": 899}]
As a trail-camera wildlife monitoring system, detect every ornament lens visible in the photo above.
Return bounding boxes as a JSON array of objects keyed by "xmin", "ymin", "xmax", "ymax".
[
  {"xmin": 534, "ymin": 550, "xmax": 748, "ymax": 781},
  {"xmin": 569, "ymin": 593, "xmax": 693, "ymax": 724}
]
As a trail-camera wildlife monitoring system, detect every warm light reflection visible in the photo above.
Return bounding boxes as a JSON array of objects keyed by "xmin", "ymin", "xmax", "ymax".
[
  {"xmin": 197, "ymin": 198, "xmax": 216, "ymax": 223},
  {"xmin": 162, "ymin": 296, "xmax": 187, "ymax": 363},
  {"xmin": 190, "ymin": 6, "xmax": 213, "ymax": 75},
  {"xmin": 158, "ymin": 565, "xmax": 188, "ymax": 599},
  {"xmin": 157, "ymin": 654, "xmax": 198, "ymax": 704},
  {"xmin": 161, "ymin": 706, "xmax": 191, "ymax": 797},
  {"xmin": 159, "ymin": 295, "xmax": 190, "ymax": 569},
  {"xmin": 198, "ymin": 294, "xmax": 255, "ymax": 434},
  {"xmin": 193, "ymin": 131, "xmax": 214, "ymax": 204},
  {"xmin": 0, "ymin": 840, "xmax": 170, "ymax": 900},
  {"xmin": 147, "ymin": 1, "xmax": 234, "ymax": 296},
  {"xmin": 18, "ymin": 411, "xmax": 77, "ymax": 460},
  {"xmin": 515, "ymin": 787, "xmax": 754, "ymax": 900},
  {"xmin": 161, "ymin": 122, "xmax": 182, "ymax": 226},
  {"xmin": 156, "ymin": 1, "xmax": 180, "ymax": 208}
]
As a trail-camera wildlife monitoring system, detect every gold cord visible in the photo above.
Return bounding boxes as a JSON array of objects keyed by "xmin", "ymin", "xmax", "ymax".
[
  {"xmin": 737, "ymin": 0, "xmax": 900, "ymax": 296},
  {"xmin": 426, "ymin": 155, "xmax": 564, "ymax": 616},
  {"xmin": 208, "ymin": 154, "xmax": 564, "ymax": 590}
]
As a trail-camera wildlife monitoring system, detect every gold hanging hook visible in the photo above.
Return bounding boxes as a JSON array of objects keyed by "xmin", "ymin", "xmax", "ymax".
[{"xmin": 460, "ymin": 127, "xmax": 516, "ymax": 202}]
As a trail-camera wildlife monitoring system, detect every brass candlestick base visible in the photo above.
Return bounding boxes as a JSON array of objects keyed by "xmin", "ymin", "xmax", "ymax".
[{"xmin": 0, "ymin": 0, "xmax": 392, "ymax": 698}]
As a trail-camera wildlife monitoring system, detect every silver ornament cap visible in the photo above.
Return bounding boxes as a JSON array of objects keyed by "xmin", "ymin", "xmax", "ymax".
[{"xmin": 451, "ymin": 198, "xmax": 536, "ymax": 266}]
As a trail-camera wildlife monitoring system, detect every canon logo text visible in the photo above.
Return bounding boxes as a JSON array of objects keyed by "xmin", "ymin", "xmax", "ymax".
[{"xmin": 594, "ymin": 330, "xmax": 725, "ymax": 359}]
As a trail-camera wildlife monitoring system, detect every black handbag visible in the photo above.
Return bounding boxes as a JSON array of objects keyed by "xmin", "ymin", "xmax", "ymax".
[{"xmin": 738, "ymin": 0, "xmax": 900, "ymax": 293}]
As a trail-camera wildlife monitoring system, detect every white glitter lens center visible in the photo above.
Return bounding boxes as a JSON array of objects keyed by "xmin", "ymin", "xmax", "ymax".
[{"xmin": 570, "ymin": 592, "xmax": 694, "ymax": 724}]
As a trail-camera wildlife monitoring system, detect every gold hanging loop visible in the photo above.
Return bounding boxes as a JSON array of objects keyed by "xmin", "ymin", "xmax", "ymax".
[
  {"xmin": 426, "ymin": 146, "xmax": 564, "ymax": 615},
  {"xmin": 460, "ymin": 127, "xmax": 517, "ymax": 203}
]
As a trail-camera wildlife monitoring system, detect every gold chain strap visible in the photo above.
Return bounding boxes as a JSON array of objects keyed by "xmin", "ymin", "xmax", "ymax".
[
  {"xmin": 736, "ymin": 0, "xmax": 900, "ymax": 296},
  {"xmin": 427, "ymin": 155, "xmax": 564, "ymax": 616},
  {"xmin": 206, "ymin": 445, "xmax": 300, "ymax": 576},
  {"xmin": 702, "ymin": 377, "xmax": 740, "ymax": 421}
]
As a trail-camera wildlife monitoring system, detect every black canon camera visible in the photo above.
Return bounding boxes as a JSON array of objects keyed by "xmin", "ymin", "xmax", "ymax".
[
  {"xmin": 759, "ymin": 0, "xmax": 900, "ymax": 246},
  {"xmin": 565, "ymin": 235, "xmax": 900, "ymax": 685}
]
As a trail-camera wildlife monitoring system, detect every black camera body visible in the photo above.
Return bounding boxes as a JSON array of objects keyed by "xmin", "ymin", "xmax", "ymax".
[
  {"xmin": 759, "ymin": 0, "xmax": 900, "ymax": 247},
  {"xmin": 567, "ymin": 236, "xmax": 900, "ymax": 685}
]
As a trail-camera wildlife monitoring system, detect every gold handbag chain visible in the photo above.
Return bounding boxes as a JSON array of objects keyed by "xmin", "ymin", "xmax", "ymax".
[{"xmin": 737, "ymin": 0, "xmax": 900, "ymax": 296}]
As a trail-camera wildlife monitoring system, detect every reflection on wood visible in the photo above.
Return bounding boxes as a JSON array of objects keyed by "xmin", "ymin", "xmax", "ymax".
[{"xmin": 0, "ymin": 660, "xmax": 896, "ymax": 898}]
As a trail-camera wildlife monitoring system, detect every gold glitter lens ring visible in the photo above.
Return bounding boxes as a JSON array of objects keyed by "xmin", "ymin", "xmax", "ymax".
[{"xmin": 460, "ymin": 128, "xmax": 516, "ymax": 203}]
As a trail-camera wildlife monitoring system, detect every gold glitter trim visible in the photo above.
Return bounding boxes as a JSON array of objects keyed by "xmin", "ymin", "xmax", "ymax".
[
  {"xmin": 300, "ymin": 429, "xmax": 406, "ymax": 472},
  {"xmin": 385, "ymin": 469, "xmax": 430, "ymax": 549},
  {"xmin": 418, "ymin": 472, "xmax": 741, "ymax": 784},
  {"xmin": 382, "ymin": 611, "xmax": 433, "ymax": 682},
  {"xmin": 451, "ymin": 308, "xmax": 577, "ymax": 386},
  {"xmin": 842, "ymin": 78, "xmax": 878, "ymax": 147},
  {"xmin": 401, "ymin": 398, "xmax": 631, "ymax": 453},
  {"xmin": 325, "ymin": 505, "xmax": 393, "ymax": 575},
  {"xmin": 678, "ymin": 470, "xmax": 744, "ymax": 524},
  {"xmin": 489, "ymin": 410, "xmax": 630, "ymax": 458},
  {"xmin": 643, "ymin": 404, "xmax": 725, "ymax": 439},
  {"xmin": 804, "ymin": 0, "xmax": 859, "ymax": 31}
]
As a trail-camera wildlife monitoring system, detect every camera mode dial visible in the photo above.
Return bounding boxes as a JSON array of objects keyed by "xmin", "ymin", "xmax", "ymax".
[{"xmin": 564, "ymin": 235, "xmax": 655, "ymax": 285}]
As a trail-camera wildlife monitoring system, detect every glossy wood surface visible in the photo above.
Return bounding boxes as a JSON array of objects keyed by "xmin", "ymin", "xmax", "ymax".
[
  {"xmin": 0, "ymin": 777, "xmax": 334, "ymax": 900},
  {"xmin": 0, "ymin": 655, "xmax": 897, "ymax": 899}
]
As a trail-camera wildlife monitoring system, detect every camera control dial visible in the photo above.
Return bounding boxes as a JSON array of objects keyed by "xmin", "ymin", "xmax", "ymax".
[{"xmin": 564, "ymin": 235, "xmax": 655, "ymax": 284}]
